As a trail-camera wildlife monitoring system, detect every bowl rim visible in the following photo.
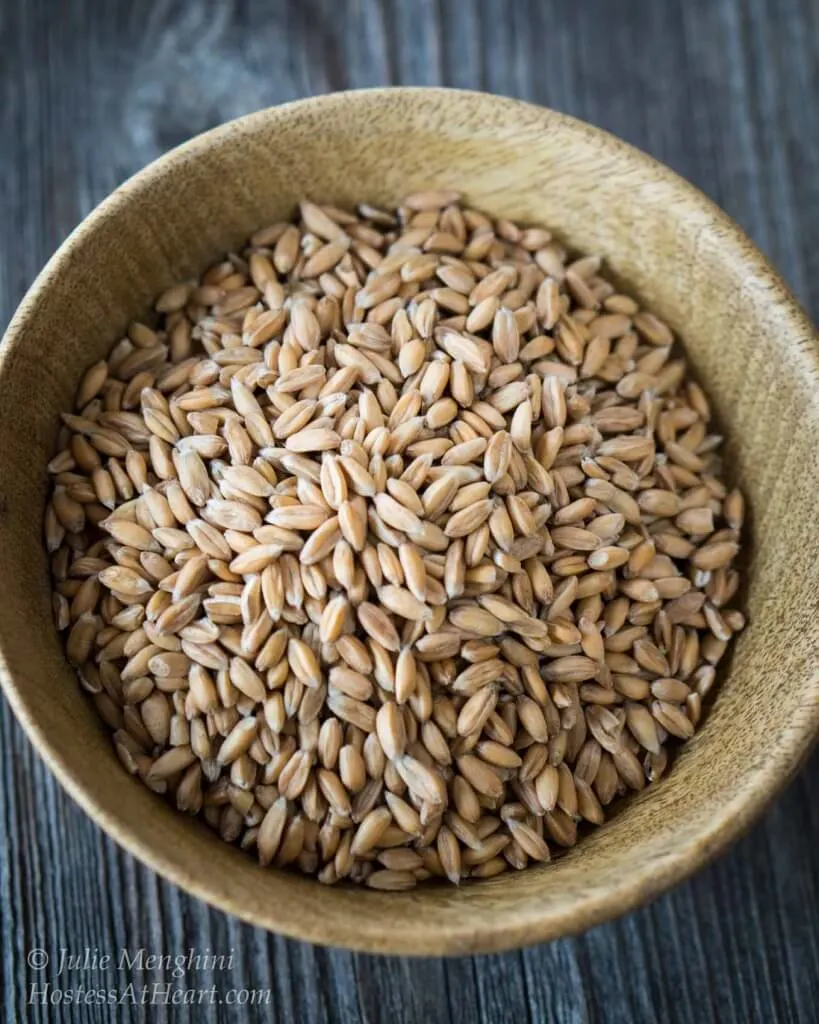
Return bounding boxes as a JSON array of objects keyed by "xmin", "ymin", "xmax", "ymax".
[{"xmin": 1, "ymin": 85, "xmax": 818, "ymax": 955}]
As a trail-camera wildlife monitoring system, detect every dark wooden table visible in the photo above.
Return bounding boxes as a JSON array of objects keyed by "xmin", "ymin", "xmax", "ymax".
[{"xmin": 2, "ymin": 0, "xmax": 818, "ymax": 1020}]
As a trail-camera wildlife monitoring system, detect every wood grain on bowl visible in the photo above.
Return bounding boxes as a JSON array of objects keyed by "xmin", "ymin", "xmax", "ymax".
[{"xmin": 0, "ymin": 88, "xmax": 818, "ymax": 955}]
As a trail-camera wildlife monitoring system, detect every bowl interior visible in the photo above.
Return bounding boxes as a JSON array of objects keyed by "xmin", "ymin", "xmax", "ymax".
[{"xmin": 1, "ymin": 89, "xmax": 818, "ymax": 955}]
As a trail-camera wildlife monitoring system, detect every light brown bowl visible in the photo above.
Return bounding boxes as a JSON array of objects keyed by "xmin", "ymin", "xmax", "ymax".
[{"xmin": 1, "ymin": 88, "xmax": 818, "ymax": 956}]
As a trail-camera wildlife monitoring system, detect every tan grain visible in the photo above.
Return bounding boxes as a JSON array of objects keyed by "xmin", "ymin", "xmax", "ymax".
[{"xmin": 47, "ymin": 193, "xmax": 744, "ymax": 893}]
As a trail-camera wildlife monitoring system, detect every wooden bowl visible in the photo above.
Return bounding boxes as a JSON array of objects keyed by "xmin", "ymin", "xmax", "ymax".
[{"xmin": 1, "ymin": 88, "xmax": 817, "ymax": 955}]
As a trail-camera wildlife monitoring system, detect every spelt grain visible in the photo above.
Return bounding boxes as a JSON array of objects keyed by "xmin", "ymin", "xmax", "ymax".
[{"xmin": 48, "ymin": 194, "xmax": 744, "ymax": 890}]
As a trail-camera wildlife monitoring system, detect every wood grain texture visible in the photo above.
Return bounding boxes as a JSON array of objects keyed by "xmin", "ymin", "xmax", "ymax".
[{"xmin": 0, "ymin": 0, "xmax": 818, "ymax": 1020}]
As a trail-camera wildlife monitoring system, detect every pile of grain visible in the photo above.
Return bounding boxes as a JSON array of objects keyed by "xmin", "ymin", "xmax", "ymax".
[{"xmin": 45, "ymin": 192, "xmax": 744, "ymax": 888}]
